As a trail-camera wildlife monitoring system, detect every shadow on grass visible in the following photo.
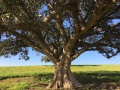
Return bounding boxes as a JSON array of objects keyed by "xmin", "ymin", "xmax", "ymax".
[
  {"xmin": 73, "ymin": 71, "xmax": 120, "ymax": 84},
  {"xmin": 32, "ymin": 71, "xmax": 120, "ymax": 84},
  {"xmin": 71, "ymin": 65, "xmax": 101, "ymax": 67},
  {"xmin": 31, "ymin": 71, "xmax": 120, "ymax": 89},
  {"xmin": 0, "ymin": 75, "xmax": 27, "ymax": 81},
  {"xmin": 1, "ymin": 71, "xmax": 120, "ymax": 84}
]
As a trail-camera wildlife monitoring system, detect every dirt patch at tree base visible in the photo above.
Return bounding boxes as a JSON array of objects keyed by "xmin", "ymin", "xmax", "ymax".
[
  {"xmin": 31, "ymin": 82, "xmax": 120, "ymax": 90},
  {"xmin": 79, "ymin": 82, "xmax": 120, "ymax": 90}
]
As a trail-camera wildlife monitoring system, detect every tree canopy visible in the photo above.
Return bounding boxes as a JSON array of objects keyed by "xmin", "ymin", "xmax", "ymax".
[
  {"xmin": 0, "ymin": 0, "xmax": 120, "ymax": 62},
  {"xmin": 0, "ymin": 0, "xmax": 120, "ymax": 89}
]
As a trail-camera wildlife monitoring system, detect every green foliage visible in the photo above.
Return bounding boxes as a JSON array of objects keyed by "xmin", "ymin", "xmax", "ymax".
[
  {"xmin": 0, "ymin": 38, "xmax": 29, "ymax": 60},
  {"xmin": 41, "ymin": 56, "xmax": 52, "ymax": 63},
  {"xmin": 0, "ymin": 0, "xmax": 120, "ymax": 63}
]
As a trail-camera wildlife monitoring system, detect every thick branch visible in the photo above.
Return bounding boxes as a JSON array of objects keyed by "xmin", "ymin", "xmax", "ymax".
[
  {"xmin": 0, "ymin": 24, "xmax": 43, "ymax": 52},
  {"xmin": 56, "ymin": 15, "xmax": 67, "ymax": 44},
  {"xmin": 84, "ymin": 2, "xmax": 114, "ymax": 32},
  {"xmin": 10, "ymin": 31, "xmax": 43, "ymax": 52},
  {"xmin": 72, "ymin": 46, "xmax": 88, "ymax": 61},
  {"xmin": 0, "ymin": 24, "xmax": 57, "ymax": 64},
  {"xmin": 65, "ymin": 2, "xmax": 115, "ymax": 55},
  {"xmin": 90, "ymin": 5, "xmax": 120, "ymax": 29}
]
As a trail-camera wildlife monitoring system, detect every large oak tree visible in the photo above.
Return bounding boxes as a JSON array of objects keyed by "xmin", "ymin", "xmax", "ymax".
[{"xmin": 0, "ymin": 0, "xmax": 120, "ymax": 89}]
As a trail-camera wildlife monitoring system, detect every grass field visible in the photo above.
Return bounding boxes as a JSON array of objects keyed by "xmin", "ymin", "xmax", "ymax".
[{"xmin": 0, "ymin": 65, "xmax": 120, "ymax": 90}]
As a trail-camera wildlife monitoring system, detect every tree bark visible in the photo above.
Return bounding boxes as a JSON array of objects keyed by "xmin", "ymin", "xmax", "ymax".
[{"xmin": 47, "ymin": 61, "xmax": 83, "ymax": 89}]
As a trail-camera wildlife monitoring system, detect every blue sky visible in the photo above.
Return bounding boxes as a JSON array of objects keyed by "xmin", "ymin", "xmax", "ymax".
[{"xmin": 0, "ymin": 48, "xmax": 120, "ymax": 66}]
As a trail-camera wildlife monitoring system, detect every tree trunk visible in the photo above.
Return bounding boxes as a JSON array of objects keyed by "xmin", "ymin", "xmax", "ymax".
[{"xmin": 47, "ymin": 61, "xmax": 83, "ymax": 89}]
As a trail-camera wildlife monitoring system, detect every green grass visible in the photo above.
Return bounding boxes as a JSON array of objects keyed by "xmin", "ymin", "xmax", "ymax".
[
  {"xmin": 0, "ymin": 65, "xmax": 120, "ymax": 89},
  {"xmin": 8, "ymin": 82, "xmax": 29, "ymax": 90},
  {"xmin": 0, "ymin": 66, "xmax": 54, "ymax": 79}
]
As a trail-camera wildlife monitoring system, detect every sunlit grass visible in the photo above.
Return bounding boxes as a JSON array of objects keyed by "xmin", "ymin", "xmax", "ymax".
[
  {"xmin": 71, "ymin": 65, "xmax": 120, "ymax": 72},
  {"xmin": 0, "ymin": 66, "xmax": 54, "ymax": 79},
  {"xmin": 0, "ymin": 65, "xmax": 120, "ymax": 89}
]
